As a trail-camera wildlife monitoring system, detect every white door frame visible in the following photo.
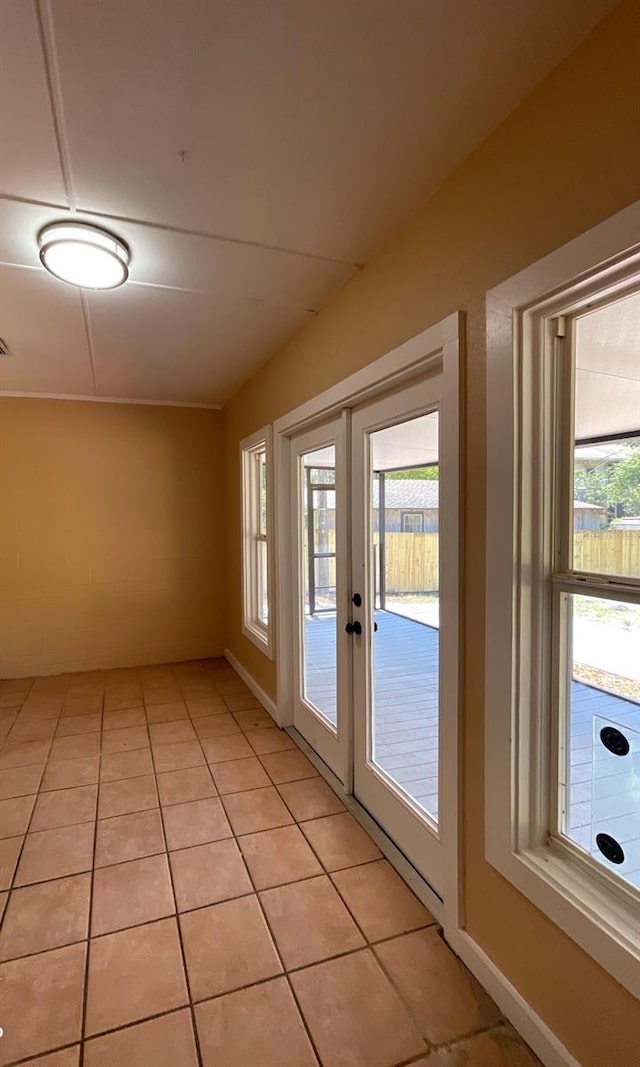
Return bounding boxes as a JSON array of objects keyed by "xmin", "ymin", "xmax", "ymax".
[{"xmin": 274, "ymin": 312, "xmax": 461, "ymax": 920}]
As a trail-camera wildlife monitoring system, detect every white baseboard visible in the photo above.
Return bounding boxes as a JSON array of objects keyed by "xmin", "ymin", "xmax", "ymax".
[
  {"xmin": 223, "ymin": 651, "xmax": 581, "ymax": 1067},
  {"xmin": 445, "ymin": 927, "xmax": 582, "ymax": 1067},
  {"xmin": 223, "ymin": 649, "xmax": 278, "ymax": 722}
]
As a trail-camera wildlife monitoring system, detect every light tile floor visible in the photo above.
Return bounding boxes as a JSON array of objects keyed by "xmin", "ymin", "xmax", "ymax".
[{"xmin": 0, "ymin": 659, "xmax": 540, "ymax": 1067}]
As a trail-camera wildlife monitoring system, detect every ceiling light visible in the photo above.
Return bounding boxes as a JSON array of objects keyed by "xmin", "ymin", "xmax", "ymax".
[{"xmin": 38, "ymin": 221, "xmax": 130, "ymax": 289}]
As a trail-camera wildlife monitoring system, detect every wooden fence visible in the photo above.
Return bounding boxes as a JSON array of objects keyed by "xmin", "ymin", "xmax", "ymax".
[
  {"xmin": 384, "ymin": 532, "xmax": 439, "ymax": 593},
  {"xmin": 573, "ymin": 530, "xmax": 640, "ymax": 577},
  {"xmin": 318, "ymin": 529, "xmax": 640, "ymax": 599}
]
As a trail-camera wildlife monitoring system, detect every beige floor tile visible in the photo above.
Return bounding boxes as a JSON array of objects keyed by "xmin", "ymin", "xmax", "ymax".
[
  {"xmin": 100, "ymin": 748, "xmax": 154, "ymax": 782},
  {"xmin": 149, "ymin": 720, "xmax": 196, "ymax": 746},
  {"xmin": 232, "ymin": 707, "xmax": 273, "ymax": 730},
  {"xmin": 101, "ymin": 726, "xmax": 149, "ymax": 754},
  {"xmin": 85, "ymin": 918, "xmax": 188, "ymax": 1035},
  {"xmin": 92, "ymin": 853, "xmax": 175, "ymax": 935},
  {"xmin": 0, "ymin": 794, "xmax": 35, "ymax": 838},
  {"xmin": 193, "ymin": 713, "xmax": 241, "ymax": 738},
  {"xmin": 170, "ymin": 838, "xmax": 252, "ymax": 911},
  {"xmin": 427, "ymin": 1026, "xmax": 541, "ymax": 1066},
  {"xmin": 145, "ymin": 701, "xmax": 189, "ymax": 723},
  {"xmin": 162, "ymin": 796, "xmax": 231, "ymax": 850},
  {"xmin": 22, "ymin": 1047, "xmax": 81, "ymax": 1066},
  {"xmin": 49, "ymin": 734, "xmax": 100, "ymax": 762},
  {"xmin": 210, "ymin": 755, "xmax": 271, "ymax": 794},
  {"xmin": 95, "ymin": 809, "xmax": 165, "ymax": 867},
  {"xmin": 104, "ymin": 690, "xmax": 143, "ymax": 713},
  {"xmin": 61, "ymin": 696, "xmax": 102, "ymax": 716},
  {"xmin": 98, "ymin": 775, "xmax": 158, "ymax": 819},
  {"xmin": 195, "ymin": 976, "xmax": 317, "ymax": 1067},
  {"xmin": 259, "ymin": 749, "xmax": 318, "ymax": 783},
  {"xmin": 261, "ymin": 874, "xmax": 365, "ymax": 969},
  {"xmin": 0, "ymin": 762, "xmax": 43, "ymax": 799},
  {"xmin": 374, "ymin": 928, "xmax": 502, "ymax": 1044},
  {"xmin": 0, "ymin": 739, "xmax": 51, "ymax": 769},
  {"xmin": 186, "ymin": 696, "xmax": 228, "ymax": 717},
  {"xmin": 55, "ymin": 714, "xmax": 102, "ymax": 737},
  {"xmin": 291, "ymin": 948, "xmax": 425, "ymax": 1067},
  {"xmin": 332, "ymin": 859, "xmax": 435, "ymax": 941},
  {"xmin": 239, "ymin": 824, "xmax": 322, "ymax": 889},
  {"xmin": 301, "ymin": 812, "xmax": 382, "ymax": 871},
  {"xmin": 244, "ymin": 726, "xmax": 296, "ymax": 754},
  {"xmin": 0, "ymin": 872, "xmax": 90, "ymax": 959},
  {"xmin": 180, "ymin": 895, "xmax": 282, "ymax": 1000},
  {"xmin": 152, "ymin": 740, "xmax": 205, "ymax": 773},
  {"xmin": 0, "ymin": 835, "xmax": 23, "ymax": 889},
  {"xmin": 41, "ymin": 756, "xmax": 99, "ymax": 791},
  {"xmin": 15, "ymin": 822, "xmax": 94, "ymax": 886},
  {"xmin": 156, "ymin": 765, "xmax": 217, "ymax": 806},
  {"xmin": 30, "ymin": 784, "xmax": 97, "ymax": 831},
  {"xmin": 222, "ymin": 786, "xmax": 294, "ymax": 835},
  {"xmin": 223, "ymin": 692, "xmax": 262, "ymax": 712},
  {"xmin": 103, "ymin": 706, "xmax": 146, "ymax": 730},
  {"xmin": 0, "ymin": 941, "xmax": 86, "ymax": 1062},
  {"xmin": 200, "ymin": 733, "xmax": 253, "ymax": 763},
  {"xmin": 277, "ymin": 777, "xmax": 345, "ymax": 821},
  {"xmin": 84, "ymin": 1008, "xmax": 199, "ymax": 1067},
  {"xmin": 7, "ymin": 720, "xmax": 55, "ymax": 743}
]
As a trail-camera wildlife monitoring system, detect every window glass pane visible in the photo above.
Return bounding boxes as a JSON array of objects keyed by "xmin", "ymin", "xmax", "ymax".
[
  {"xmin": 573, "ymin": 292, "xmax": 640, "ymax": 579},
  {"xmin": 369, "ymin": 415, "xmax": 440, "ymax": 824},
  {"xmin": 257, "ymin": 537, "xmax": 268, "ymax": 624},
  {"xmin": 257, "ymin": 450, "xmax": 267, "ymax": 537},
  {"xmin": 301, "ymin": 446, "xmax": 337, "ymax": 729},
  {"xmin": 561, "ymin": 593, "xmax": 640, "ymax": 893}
]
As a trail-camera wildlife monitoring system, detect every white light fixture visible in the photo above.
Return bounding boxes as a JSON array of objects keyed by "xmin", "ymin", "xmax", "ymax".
[{"xmin": 38, "ymin": 221, "xmax": 130, "ymax": 289}]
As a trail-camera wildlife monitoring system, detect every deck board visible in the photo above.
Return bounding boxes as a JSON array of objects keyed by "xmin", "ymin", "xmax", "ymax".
[{"xmin": 304, "ymin": 608, "xmax": 640, "ymax": 887}]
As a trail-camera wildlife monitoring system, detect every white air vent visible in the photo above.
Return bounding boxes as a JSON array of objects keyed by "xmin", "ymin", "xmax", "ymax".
[{"xmin": 0, "ymin": 338, "xmax": 11, "ymax": 356}]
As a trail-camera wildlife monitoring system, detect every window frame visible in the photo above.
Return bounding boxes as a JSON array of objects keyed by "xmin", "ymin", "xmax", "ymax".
[
  {"xmin": 401, "ymin": 510, "xmax": 424, "ymax": 533},
  {"xmin": 241, "ymin": 426, "xmax": 274, "ymax": 659},
  {"xmin": 485, "ymin": 202, "xmax": 640, "ymax": 999}
]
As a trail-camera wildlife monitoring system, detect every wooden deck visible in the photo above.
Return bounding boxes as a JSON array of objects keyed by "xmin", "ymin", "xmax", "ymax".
[{"xmin": 305, "ymin": 609, "xmax": 640, "ymax": 887}]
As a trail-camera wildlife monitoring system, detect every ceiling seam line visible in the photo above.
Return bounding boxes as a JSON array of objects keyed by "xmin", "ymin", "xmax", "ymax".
[
  {"xmin": 0, "ymin": 192, "xmax": 362, "ymax": 268},
  {"xmin": 34, "ymin": 0, "xmax": 76, "ymax": 211},
  {"xmin": 71, "ymin": 208, "xmax": 364, "ymax": 268},
  {"xmin": 79, "ymin": 291, "xmax": 98, "ymax": 395}
]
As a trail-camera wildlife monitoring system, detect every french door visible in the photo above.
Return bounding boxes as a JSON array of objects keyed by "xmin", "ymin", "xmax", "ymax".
[{"xmin": 290, "ymin": 375, "xmax": 453, "ymax": 897}]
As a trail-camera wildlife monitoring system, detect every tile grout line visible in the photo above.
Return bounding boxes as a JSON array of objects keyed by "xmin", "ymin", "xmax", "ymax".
[
  {"xmin": 78, "ymin": 683, "xmax": 106, "ymax": 1067},
  {"xmin": 147, "ymin": 670, "xmax": 207, "ymax": 1067}
]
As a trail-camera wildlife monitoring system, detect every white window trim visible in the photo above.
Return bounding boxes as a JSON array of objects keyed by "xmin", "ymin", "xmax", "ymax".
[
  {"xmin": 485, "ymin": 201, "xmax": 640, "ymax": 999},
  {"xmin": 240, "ymin": 425, "xmax": 274, "ymax": 659}
]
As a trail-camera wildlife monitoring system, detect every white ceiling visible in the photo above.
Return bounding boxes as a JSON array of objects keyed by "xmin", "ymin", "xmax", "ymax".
[{"xmin": 0, "ymin": 0, "xmax": 618, "ymax": 407}]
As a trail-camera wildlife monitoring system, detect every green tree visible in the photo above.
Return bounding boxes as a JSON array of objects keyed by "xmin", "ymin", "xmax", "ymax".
[
  {"xmin": 610, "ymin": 448, "xmax": 640, "ymax": 516},
  {"xmin": 386, "ymin": 466, "xmax": 439, "ymax": 481}
]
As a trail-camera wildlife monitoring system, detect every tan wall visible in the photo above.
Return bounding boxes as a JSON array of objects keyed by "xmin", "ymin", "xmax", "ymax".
[
  {"xmin": 0, "ymin": 398, "xmax": 223, "ymax": 676},
  {"xmin": 223, "ymin": 3, "xmax": 640, "ymax": 1065}
]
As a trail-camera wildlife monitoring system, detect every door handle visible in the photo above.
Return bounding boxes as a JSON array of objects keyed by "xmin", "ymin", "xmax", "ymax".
[
  {"xmin": 373, "ymin": 621, "xmax": 378, "ymax": 632},
  {"xmin": 345, "ymin": 621, "xmax": 362, "ymax": 636}
]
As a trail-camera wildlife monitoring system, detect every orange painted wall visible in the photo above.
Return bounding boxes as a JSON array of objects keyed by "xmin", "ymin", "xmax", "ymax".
[
  {"xmin": 222, "ymin": 3, "xmax": 640, "ymax": 1064},
  {"xmin": 0, "ymin": 398, "xmax": 223, "ymax": 676}
]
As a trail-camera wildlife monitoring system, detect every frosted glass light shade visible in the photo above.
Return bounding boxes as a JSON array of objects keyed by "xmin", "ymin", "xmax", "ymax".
[{"xmin": 38, "ymin": 222, "xmax": 130, "ymax": 289}]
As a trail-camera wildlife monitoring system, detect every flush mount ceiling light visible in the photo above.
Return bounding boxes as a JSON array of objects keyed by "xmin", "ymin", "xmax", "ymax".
[{"xmin": 38, "ymin": 221, "xmax": 130, "ymax": 289}]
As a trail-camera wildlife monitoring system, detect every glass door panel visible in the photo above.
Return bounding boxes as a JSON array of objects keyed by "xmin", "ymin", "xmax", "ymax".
[
  {"xmin": 351, "ymin": 382, "xmax": 444, "ymax": 894},
  {"xmin": 290, "ymin": 418, "xmax": 347, "ymax": 781},
  {"xmin": 370, "ymin": 413, "xmax": 440, "ymax": 823},
  {"xmin": 302, "ymin": 450, "xmax": 337, "ymax": 728}
]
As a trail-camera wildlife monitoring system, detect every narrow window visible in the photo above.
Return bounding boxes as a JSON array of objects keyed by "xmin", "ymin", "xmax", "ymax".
[
  {"xmin": 241, "ymin": 429, "xmax": 273, "ymax": 656},
  {"xmin": 554, "ymin": 290, "xmax": 640, "ymax": 894}
]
